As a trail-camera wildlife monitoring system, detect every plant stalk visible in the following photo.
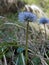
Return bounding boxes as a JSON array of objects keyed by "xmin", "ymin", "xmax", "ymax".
[
  {"xmin": 44, "ymin": 24, "xmax": 47, "ymax": 40},
  {"xmin": 2, "ymin": 48, "xmax": 7, "ymax": 65},
  {"xmin": 25, "ymin": 21, "xmax": 29, "ymax": 65}
]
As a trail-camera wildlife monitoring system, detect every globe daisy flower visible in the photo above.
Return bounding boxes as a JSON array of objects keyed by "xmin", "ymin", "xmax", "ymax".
[
  {"xmin": 39, "ymin": 17, "xmax": 49, "ymax": 39},
  {"xmin": 18, "ymin": 11, "xmax": 37, "ymax": 22},
  {"xmin": 18, "ymin": 11, "xmax": 37, "ymax": 64},
  {"xmin": 39, "ymin": 17, "xmax": 49, "ymax": 56},
  {"xmin": 39, "ymin": 17, "xmax": 49, "ymax": 24}
]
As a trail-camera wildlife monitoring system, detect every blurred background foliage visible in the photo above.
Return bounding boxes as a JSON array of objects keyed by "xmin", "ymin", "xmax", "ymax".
[
  {"xmin": 24, "ymin": 0, "xmax": 49, "ymax": 16},
  {"xmin": 0, "ymin": 0, "xmax": 49, "ymax": 65}
]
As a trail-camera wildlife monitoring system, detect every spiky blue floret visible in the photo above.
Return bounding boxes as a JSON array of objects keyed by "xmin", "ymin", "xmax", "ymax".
[
  {"xmin": 39, "ymin": 17, "xmax": 49, "ymax": 24},
  {"xmin": 18, "ymin": 12, "xmax": 37, "ymax": 22}
]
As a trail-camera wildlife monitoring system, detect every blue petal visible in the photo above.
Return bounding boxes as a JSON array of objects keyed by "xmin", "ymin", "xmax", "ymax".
[
  {"xmin": 18, "ymin": 12, "xmax": 37, "ymax": 22},
  {"xmin": 39, "ymin": 17, "xmax": 49, "ymax": 24}
]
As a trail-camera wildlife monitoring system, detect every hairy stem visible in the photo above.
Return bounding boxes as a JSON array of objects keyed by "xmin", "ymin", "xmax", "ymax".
[
  {"xmin": 44, "ymin": 24, "xmax": 47, "ymax": 40},
  {"xmin": 25, "ymin": 21, "xmax": 29, "ymax": 64}
]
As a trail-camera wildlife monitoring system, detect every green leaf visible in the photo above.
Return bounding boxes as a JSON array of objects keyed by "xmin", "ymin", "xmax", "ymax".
[
  {"xmin": 46, "ymin": 60, "xmax": 49, "ymax": 65},
  {"xmin": 32, "ymin": 56, "xmax": 41, "ymax": 65},
  {"xmin": 6, "ymin": 50, "xmax": 13, "ymax": 58},
  {"xmin": 47, "ymin": 51, "xmax": 49, "ymax": 57},
  {"xmin": 16, "ymin": 53, "xmax": 26, "ymax": 65}
]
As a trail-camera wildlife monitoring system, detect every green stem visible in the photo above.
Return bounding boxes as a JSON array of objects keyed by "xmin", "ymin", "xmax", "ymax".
[
  {"xmin": 2, "ymin": 48, "xmax": 7, "ymax": 65},
  {"xmin": 25, "ymin": 21, "xmax": 29, "ymax": 65},
  {"xmin": 42, "ymin": 24, "xmax": 47, "ymax": 56},
  {"xmin": 44, "ymin": 24, "xmax": 47, "ymax": 40}
]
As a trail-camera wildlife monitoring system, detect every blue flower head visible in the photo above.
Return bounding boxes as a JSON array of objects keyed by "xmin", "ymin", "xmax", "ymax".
[
  {"xmin": 18, "ymin": 12, "xmax": 37, "ymax": 22},
  {"xmin": 17, "ymin": 47, "xmax": 25, "ymax": 53},
  {"xmin": 39, "ymin": 17, "xmax": 49, "ymax": 24}
]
